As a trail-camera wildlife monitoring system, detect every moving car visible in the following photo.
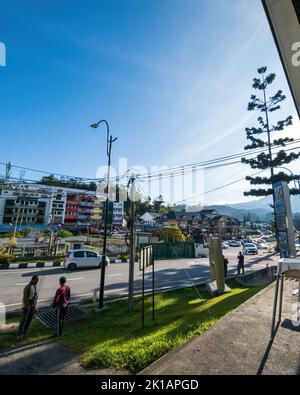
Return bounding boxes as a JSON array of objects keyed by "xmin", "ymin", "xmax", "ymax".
[
  {"xmin": 243, "ymin": 243, "xmax": 258, "ymax": 255},
  {"xmin": 64, "ymin": 249, "xmax": 110, "ymax": 271},
  {"xmin": 221, "ymin": 242, "xmax": 229, "ymax": 249}
]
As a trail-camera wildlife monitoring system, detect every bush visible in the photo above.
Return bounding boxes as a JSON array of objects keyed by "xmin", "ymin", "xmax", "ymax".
[
  {"xmin": 0, "ymin": 255, "xmax": 16, "ymax": 264},
  {"xmin": 57, "ymin": 230, "xmax": 73, "ymax": 238},
  {"xmin": 120, "ymin": 253, "xmax": 129, "ymax": 262}
]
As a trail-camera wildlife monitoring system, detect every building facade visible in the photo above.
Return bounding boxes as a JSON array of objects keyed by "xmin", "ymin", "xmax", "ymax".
[
  {"xmin": 112, "ymin": 202, "xmax": 125, "ymax": 228},
  {"xmin": 0, "ymin": 183, "xmax": 108, "ymax": 231}
]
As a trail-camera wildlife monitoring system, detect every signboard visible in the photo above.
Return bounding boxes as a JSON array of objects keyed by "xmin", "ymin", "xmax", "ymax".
[
  {"xmin": 139, "ymin": 245, "xmax": 155, "ymax": 329},
  {"xmin": 273, "ymin": 181, "xmax": 295, "ymax": 257},
  {"xmin": 262, "ymin": 0, "xmax": 300, "ymax": 118},
  {"xmin": 139, "ymin": 245, "xmax": 154, "ymax": 271}
]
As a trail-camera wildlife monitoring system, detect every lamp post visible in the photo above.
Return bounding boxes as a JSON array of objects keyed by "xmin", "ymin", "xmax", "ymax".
[
  {"xmin": 90, "ymin": 120, "xmax": 117, "ymax": 310},
  {"xmin": 276, "ymin": 166, "xmax": 298, "ymax": 189}
]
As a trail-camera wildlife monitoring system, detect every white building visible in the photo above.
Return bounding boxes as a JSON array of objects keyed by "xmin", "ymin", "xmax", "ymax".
[
  {"xmin": 112, "ymin": 202, "xmax": 125, "ymax": 228},
  {"xmin": 0, "ymin": 183, "xmax": 67, "ymax": 227},
  {"xmin": 140, "ymin": 212, "xmax": 161, "ymax": 227}
]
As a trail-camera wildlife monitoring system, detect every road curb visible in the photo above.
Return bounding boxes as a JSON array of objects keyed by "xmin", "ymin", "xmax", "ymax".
[
  {"xmin": 0, "ymin": 258, "xmax": 130, "ymax": 270},
  {"xmin": 0, "ymin": 262, "xmax": 64, "ymax": 270},
  {"xmin": 0, "ymin": 338, "xmax": 56, "ymax": 358}
]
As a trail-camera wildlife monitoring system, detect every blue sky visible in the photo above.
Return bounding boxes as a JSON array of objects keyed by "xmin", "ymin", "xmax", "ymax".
[{"xmin": 0, "ymin": 0, "xmax": 299, "ymax": 205}]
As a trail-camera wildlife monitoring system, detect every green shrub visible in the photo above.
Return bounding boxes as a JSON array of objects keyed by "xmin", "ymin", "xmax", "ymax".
[
  {"xmin": 0, "ymin": 255, "xmax": 16, "ymax": 264},
  {"xmin": 120, "ymin": 253, "xmax": 129, "ymax": 262},
  {"xmin": 57, "ymin": 230, "xmax": 73, "ymax": 238}
]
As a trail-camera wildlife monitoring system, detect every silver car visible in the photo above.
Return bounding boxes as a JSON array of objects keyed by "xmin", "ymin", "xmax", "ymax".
[
  {"xmin": 243, "ymin": 243, "xmax": 258, "ymax": 255},
  {"xmin": 64, "ymin": 249, "xmax": 110, "ymax": 271}
]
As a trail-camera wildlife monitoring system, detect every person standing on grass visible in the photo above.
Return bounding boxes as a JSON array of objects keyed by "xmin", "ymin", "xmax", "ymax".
[
  {"xmin": 17, "ymin": 275, "xmax": 39, "ymax": 340},
  {"xmin": 52, "ymin": 276, "xmax": 71, "ymax": 337},
  {"xmin": 237, "ymin": 251, "xmax": 245, "ymax": 275}
]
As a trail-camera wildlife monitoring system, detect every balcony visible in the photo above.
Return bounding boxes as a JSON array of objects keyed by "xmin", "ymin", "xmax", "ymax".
[
  {"xmin": 66, "ymin": 201, "xmax": 80, "ymax": 206},
  {"xmin": 65, "ymin": 214, "xmax": 79, "ymax": 220}
]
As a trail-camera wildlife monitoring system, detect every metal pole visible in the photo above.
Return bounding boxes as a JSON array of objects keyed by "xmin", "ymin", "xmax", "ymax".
[
  {"xmin": 90, "ymin": 119, "xmax": 117, "ymax": 311},
  {"xmin": 152, "ymin": 247, "xmax": 155, "ymax": 321},
  {"xmin": 98, "ymin": 136, "xmax": 112, "ymax": 310},
  {"xmin": 142, "ymin": 248, "xmax": 145, "ymax": 329},
  {"xmin": 271, "ymin": 266, "xmax": 281, "ymax": 339},
  {"xmin": 48, "ymin": 214, "xmax": 55, "ymax": 256},
  {"xmin": 278, "ymin": 273, "xmax": 284, "ymax": 323},
  {"xmin": 128, "ymin": 176, "xmax": 136, "ymax": 313}
]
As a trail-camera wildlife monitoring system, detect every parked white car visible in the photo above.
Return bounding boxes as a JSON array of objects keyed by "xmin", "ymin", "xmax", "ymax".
[
  {"xmin": 64, "ymin": 249, "xmax": 110, "ymax": 271},
  {"xmin": 228, "ymin": 240, "xmax": 242, "ymax": 247},
  {"xmin": 221, "ymin": 242, "xmax": 229, "ymax": 249},
  {"xmin": 243, "ymin": 243, "xmax": 258, "ymax": 255}
]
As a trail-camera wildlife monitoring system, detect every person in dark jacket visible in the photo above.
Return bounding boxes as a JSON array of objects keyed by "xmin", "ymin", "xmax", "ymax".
[
  {"xmin": 52, "ymin": 276, "xmax": 71, "ymax": 337},
  {"xmin": 17, "ymin": 275, "xmax": 39, "ymax": 340},
  {"xmin": 223, "ymin": 256, "xmax": 229, "ymax": 278},
  {"xmin": 237, "ymin": 251, "xmax": 245, "ymax": 275}
]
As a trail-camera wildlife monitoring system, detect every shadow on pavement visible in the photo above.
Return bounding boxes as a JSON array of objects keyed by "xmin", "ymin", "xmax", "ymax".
[
  {"xmin": 256, "ymin": 320, "xmax": 280, "ymax": 376},
  {"xmin": 0, "ymin": 341, "xmax": 76, "ymax": 375}
]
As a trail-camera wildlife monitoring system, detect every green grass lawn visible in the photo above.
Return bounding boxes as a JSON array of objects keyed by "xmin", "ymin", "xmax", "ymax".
[
  {"xmin": 61, "ymin": 281, "xmax": 265, "ymax": 374},
  {"xmin": 0, "ymin": 313, "xmax": 52, "ymax": 351},
  {"xmin": 0, "ymin": 281, "xmax": 265, "ymax": 373}
]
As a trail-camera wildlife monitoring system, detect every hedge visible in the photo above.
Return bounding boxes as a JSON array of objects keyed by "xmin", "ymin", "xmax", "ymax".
[{"xmin": 0, "ymin": 255, "xmax": 16, "ymax": 264}]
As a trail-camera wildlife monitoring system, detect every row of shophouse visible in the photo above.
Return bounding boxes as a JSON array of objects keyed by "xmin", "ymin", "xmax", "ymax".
[
  {"xmin": 0, "ymin": 183, "xmax": 125, "ymax": 231},
  {"xmin": 139, "ymin": 209, "xmax": 241, "ymax": 239}
]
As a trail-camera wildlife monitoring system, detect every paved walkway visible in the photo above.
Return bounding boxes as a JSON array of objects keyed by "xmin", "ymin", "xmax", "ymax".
[
  {"xmin": 141, "ymin": 280, "xmax": 300, "ymax": 375},
  {"xmin": 0, "ymin": 340, "xmax": 128, "ymax": 375}
]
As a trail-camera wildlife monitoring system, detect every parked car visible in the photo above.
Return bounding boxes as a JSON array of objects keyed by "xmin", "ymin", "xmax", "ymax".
[
  {"xmin": 243, "ymin": 243, "xmax": 258, "ymax": 255},
  {"xmin": 241, "ymin": 238, "xmax": 252, "ymax": 246},
  {"xmin": 256, "ymin": 243, "xmax": 269, "ymax": 250},
  {"xmin": 228, "ymin": 240, "xmax": 242, "ymax": 247},
  {"xmin": 64, "ymin": 249, "xmax": 110, "ymax": 271},
  {"xmin": 221, "ymin": 242, "xmax": 229, "ymax": 249}
]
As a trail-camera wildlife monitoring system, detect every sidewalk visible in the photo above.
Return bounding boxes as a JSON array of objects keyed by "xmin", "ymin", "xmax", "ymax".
[
  {"xmin": 141, "ymin": 280, "xmax": 300, "ymax": 375},
  {"xmin": 0, "ymin": 340, "xmax": 127, "ymax": 375}
]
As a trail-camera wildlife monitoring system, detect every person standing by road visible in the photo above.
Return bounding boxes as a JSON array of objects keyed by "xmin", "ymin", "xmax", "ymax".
[
  {"xmin": 52, "ymin": 276, "xmax": 71, "ymax": 337},
  {"xmin": 237, "ymin": 251, "xmax": 245, "ymax": 275},
  {"xmin": 223, "ymin": 255, "xmax": 229, "ymax": 278},
  {"xmin": 17, "ymin": 275, "xmax": 39, "ymax": 340}
]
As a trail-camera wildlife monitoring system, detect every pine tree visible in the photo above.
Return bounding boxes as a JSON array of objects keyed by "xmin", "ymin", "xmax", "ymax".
[{"xmin": 241, "ymin": 67, "xmax": 300, "ymax": 197}]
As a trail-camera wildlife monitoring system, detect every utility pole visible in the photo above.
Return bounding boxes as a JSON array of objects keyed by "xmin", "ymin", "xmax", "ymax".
[
  {"xmin": 48, "ymin": 213, "xmax": 55, "ymax": 256},
  {"xmin": 128, "ymin": 175, "xmax": 136, "ymax": 313},
  {"xmin": 9, "ymin": 207, "xmax": 20, "ymax": 255}
]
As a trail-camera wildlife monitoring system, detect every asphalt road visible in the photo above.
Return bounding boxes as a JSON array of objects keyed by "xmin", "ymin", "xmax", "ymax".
[{"xmin": 0, "ymin": 248, "xmax": 277, "ymax": 311}]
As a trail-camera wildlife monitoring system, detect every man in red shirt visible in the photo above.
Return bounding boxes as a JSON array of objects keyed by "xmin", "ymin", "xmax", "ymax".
[{"xmin": 52, "ymin": 276, "xmax": 71, "ymax": 337}]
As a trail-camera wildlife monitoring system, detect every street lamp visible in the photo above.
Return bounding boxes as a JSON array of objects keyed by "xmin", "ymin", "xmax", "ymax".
[
  {"xmin": 276, "ymin": 166, "xmax": 298, "ymax": 190},
  {"xmin": 90, "ymin": 120, "xmax": 118, "ymax": 310}
]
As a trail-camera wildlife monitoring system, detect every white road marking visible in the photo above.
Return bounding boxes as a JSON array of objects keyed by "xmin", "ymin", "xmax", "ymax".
[
  {"xmin": 108, "ymin": 273, "xmax": 122, "ymax": 277},
  {"xmin": 15, "ymin": 283, "xmax": 28, "ymax": 286}
]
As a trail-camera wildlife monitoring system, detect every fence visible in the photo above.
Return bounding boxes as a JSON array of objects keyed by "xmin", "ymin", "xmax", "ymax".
[{"xmin": 140, "ymin": 242, "xmax": 195, "ymax": 260}]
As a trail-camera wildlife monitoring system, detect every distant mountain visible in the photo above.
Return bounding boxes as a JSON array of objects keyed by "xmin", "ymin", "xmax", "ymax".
[
  {"xmin": 206, "ymin": 194, "xmax": 300, "ymax": 222},
  {"xmin": 229, "ymin": 197, "xmax": 272, "ymax": 211},
  {"xmin": 206, "ymin": 204, "xmax": 271, "ymax": 222}
]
